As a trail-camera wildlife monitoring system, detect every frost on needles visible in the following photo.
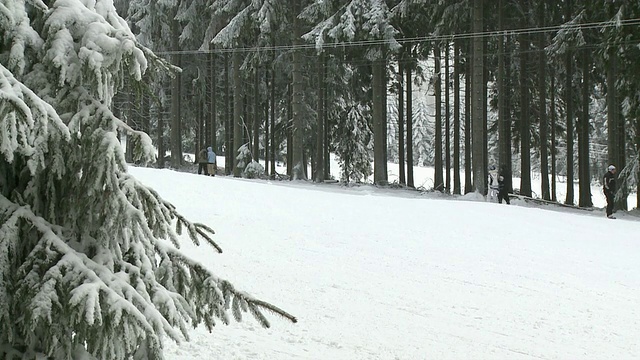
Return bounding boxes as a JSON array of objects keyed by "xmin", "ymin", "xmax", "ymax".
[{"xmin": 0, "ymin": 1, "xmax": 295, "ymax": 359}]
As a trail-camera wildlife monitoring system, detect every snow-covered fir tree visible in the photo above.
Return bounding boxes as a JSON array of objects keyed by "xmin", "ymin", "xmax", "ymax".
[{"xmin": 0, "ymin": 1, "xmax": 295, "ymax": 359}]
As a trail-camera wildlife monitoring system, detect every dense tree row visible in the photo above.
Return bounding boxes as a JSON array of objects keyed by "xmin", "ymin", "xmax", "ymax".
[{"xmin": 115, "ymin": 0, "xmax": 640, "ymax": 210}]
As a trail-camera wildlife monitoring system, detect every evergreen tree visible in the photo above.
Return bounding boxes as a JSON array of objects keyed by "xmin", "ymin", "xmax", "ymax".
[{"xmin": 0, "ymin": 1, "xmax": 294, "ymax": 359}]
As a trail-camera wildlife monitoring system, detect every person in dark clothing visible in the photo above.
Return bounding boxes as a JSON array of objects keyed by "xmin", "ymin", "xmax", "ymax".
[
  {"xmin": 497, "ymin": 172, "xmax": 510, "ymax": 205},
  {"xmin": 196, "ymin": 147, "xmax": 208, "ymax": 175},
  {"xmin": 603, "ymin": 164, "xmax": 617, "ymax": 218}
]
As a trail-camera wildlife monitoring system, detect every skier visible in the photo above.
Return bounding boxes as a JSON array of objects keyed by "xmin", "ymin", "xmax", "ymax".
[
  {"xmin": 497, "ymin": 172, "xmax": 510, "ymax": 205},
  {"xmin": 603, "ymin": 164, "xmax": 616, "ymax": 219}
]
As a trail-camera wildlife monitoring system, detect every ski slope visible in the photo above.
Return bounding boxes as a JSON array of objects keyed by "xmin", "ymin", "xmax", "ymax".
[{"xmin": 129, "ymin": 165, "xmax": 640, "ymax": 360}]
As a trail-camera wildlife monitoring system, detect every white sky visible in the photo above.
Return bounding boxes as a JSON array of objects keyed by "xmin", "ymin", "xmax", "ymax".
[{"xmin": 130, "ymin": 159, "xmax": 640, "ymax": 360}]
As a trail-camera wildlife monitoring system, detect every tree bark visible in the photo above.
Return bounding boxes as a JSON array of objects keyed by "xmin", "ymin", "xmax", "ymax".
[
  {"xmin": 170, "ymin": 18, "xmax": 182, "ymax": 168},
  {"xmin": 464, "ymin": 38, "xmax": 472, "ymax": 194},
  {"xmin": 406, "ymin": 56, "xmax": 414, "ymax": 188},
  {"xmin": 253, "ymin": 68, "xmax": 260, "ymax": 161},
  {"xmin": 519, "ymin": 33, "xmax": 532, "ymax": 197},
  {"xmin": 315, "ymin": 51, "xmax": 325, "ymax": 183},
  {"xmin": 209, "ymin": 46, "xmax": 217, "ymax": 153},
  {"xmin": 434, "ymin": 43, "xmax": 444, "ymax": 191},
  {"xmin": 472, "ymin": 0, "xmax": 485, "ymax": 194},
  {"xmin": 398, "ymin": 59, "xmax": 406, "ymax": 185},
  {"xmin": 444, "ymin": 42, "xmax": 451, "ymax": 193},
  {"xmin": 453, "ymin": 40, "xmax": 461, "ymax": 195},
  {"xmin": 564, "ymin": 1, "xmax": 575, "ymax": 205},
  {"xmin": 578, "ymin": 48, "xmax": 592, "ymax": 207},
  {"xmin": 373, "ymin": 54, "xmax": 387, "ymax": 185},
  {"xmin": 538, "ymin": 2, "xmax": 550, "ymax": 200},
  {"xmin": 291, "ymin": 0, "xmax": 306, "ymax": 180},
  {"xmin": 233, "ymin": 49, "xmax": 243, "ymax": 177}
]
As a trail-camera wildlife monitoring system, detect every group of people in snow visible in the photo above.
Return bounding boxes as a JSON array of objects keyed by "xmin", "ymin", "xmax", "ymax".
[
  {"xmin": 488, "ymin": 162, "xmax": 619, "ymax": 219},
  {"xmin": 196, "ymin": 147, "xmax": 217, "ymax": 176}
]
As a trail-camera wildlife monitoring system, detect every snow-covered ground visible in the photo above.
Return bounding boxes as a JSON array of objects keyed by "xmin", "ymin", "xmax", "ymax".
[{"xmin": 130, "ymin": 161, "xmax": 640, "ymax": 360}]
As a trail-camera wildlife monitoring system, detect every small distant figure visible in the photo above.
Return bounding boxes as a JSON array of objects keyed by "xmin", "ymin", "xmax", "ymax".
[
  {"xmin": 488, "ymin": 165, "xmax": 499, "ymax": 201},
  {"xmin": 603, "ymin": 164, "xmax": 616, "ymax": 219},
  {"xmin": 196, "ymin": 147, "xmax": 208, "ymax": 175},
  {"xmin": 207, "ymin": 147, "xmax": 216, "ymax": 176},
  {"xmin": 497, "ymin": 171, "xmax": 510, "ymax": 205}
]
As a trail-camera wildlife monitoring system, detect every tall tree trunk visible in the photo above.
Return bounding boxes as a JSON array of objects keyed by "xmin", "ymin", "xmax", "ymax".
[
  {"xmin": 519, "ymin": 33, "xmax": 532, "ymax": 197},
  {"xmin": 209, "ymin": 47, "xmax": 217, "ymax": 153},
  {"xmin": 373, "ymin": 54, "xmax": 387, "ymax": 185},
  {"xmin": 434, "ymin": 43, "xmax": 444, "ymax": 191},
  {"xmin": 315, "ymin": 51, "xmax": 325, "ymax": 183},
  {"xmin": 253, "ymin": 68, "xmax": 260, "ymax": 161},
  {"xmin": 497, "ymin": 0, "xmax": 508, "ymax": 187},
  {"xmin": 156, "ymin": 100, "xmax": 165, "ymax": 168},
  {"xmin": 464, "ymin": 39, "xmax": 472, "ymax": 194},
  {"xmin": 225, "ymin": 53, "xmax": 232, "ymax": 175},
  {"xmin": 291, "ymin": 0, "xmax": 306, "ymax": 180},
  {"xmin": 550, "ymin": 70, "xmax": 557, "ymax": 202},
  {"xmin": 472, "ymin": 0, "xmax": 485, "ymax": 194},
  {"xmin": 270, "ymin": 50, "xmax": 276, "ymax": 177},
  {"xmin": 233, "ymin": 49, "xmax": 243, "ymax": 177},
  {"xmin": 398, "ymin": 60, "xmax": 406, "ymax": 185},
  {"xmin": 287, "ymin": 83, "xmax": 293, "ymax": 176},
  {"xmin": 453, "ymin": 40, "xmax": 461, "ymax": 195},
  {"xmin": 503, "ymin": 36, "xmax": 513, "ymax": 195},
  {"xmin": 170, "ymin": 18, "xmax": 182, "ymax": 168},
  {"xmin": 578, "ymin": 49, "xmax": 592, "ymax": 207},
  {"xmin": 406, "ymin": 57, "xmax": 414, "ymax": 188},
  {"xmin": 564, "ymin": 1, "xmax": 575, "ymax": 205},
  {"xmin": 265, "ymin": 69, "xmax": 270, "ymax": 176},
  {"xmin": 444, "ymin": 42, "xmax": 451, "ymax": 193},
  {"xmin": 538, "ymin": 2, "xmax": 550, "ymax": 201},
  {"xmin": 607, "ymin": 49, "xmax": 626, "ymax": 210}
]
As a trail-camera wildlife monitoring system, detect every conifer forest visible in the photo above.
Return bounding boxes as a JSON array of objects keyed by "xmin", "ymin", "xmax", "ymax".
[{"xmin": 0, "ymin": 0, "xmax": 639, "ymax": 359}]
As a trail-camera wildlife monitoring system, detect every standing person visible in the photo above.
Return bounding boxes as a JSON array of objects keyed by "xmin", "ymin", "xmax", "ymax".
[
  {"xmin": 603, "ymin": 164, "xmax": 617, "ymax": 219},
  {"xmin": 488, "ymin": 165, "xmax": 499, "ymax": 201},
  {"xmin": 207, "ymin": 146, "xmax": 216, "ymax": 176},
  {"xmin": 497, "ymin": 171, "xmax": 510, "ymax": 205},
  {"xmin": 196, "ymin": 147, "xmax": 208, "ymax": 175}
]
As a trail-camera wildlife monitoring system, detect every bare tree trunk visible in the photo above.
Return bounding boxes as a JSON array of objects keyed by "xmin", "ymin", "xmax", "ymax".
[
  {"xmin": 434, "ymin": 43, "xmax": 444, "ymax": 191},
  {"xmin": 373, "ymin": 54, "xmax": 387, "ymax": 185},
  {"xmin": 156, "ymin": 100, "xmax": 165, "ymax": 168},
  {"xmin": 265, "ymin": 69, "xmax": 270, "ymax": 176},
  {"xmin": 291, "ymin": 0, "xmax": 306, "ymax": 180},
  {"xmin": 444, "ymin": 42, "xmax": 451, "ymax": 193},
  {"xmin": 406, "ymin": 56, "xmax": 414, "ymax": 188},
  {"xmin": 270, "ymin": 61, "xmax": 276, "ymax": 177},
  {"xmin": 464, "ymin": 38, "xmax": 472, "ymax": 194},
  {"xmin": 472, "ymin": 0, "xmax": 485, "ymax": 194},
  {"xmin": 453, "ymin": 40, "xmax": 461, "ymax": 195},
  {"xmin": 607, "ymin": 49, "xmax": 626, "ymax": 210},
  {"xmin": 538, "ymin": 2, "xmax": 550, "ymax": 200},
  {"xmin": 287, "ymin": 83, "xmax": 293, "ymax": 176},
  {"xmin": 315, "ymin": 51, "xmax": 325, "ymax": 183},
  {"xmin": 519, "ymin": 33, "xmax": 532, "ymax": 197},
  {"xmin": 551, "ymin": 70, "xmax": 557, "ymax": 202},
  {"xmin": 497, "ymin": 0, "xmax": 508, "ymax": 186},
  {"xmin": 170, "ymin": 18, "xmax": 182, "ymax": 168},
  {"xmin": 578, "ymin": 49, "xmax": 592, "ymax": 207},
  {"xmin": 564, "ymin": 0, "xmax": 575, "ymax": 205},
  {"xmin": 398, "ymin": 59, "xmax": 406, "ymax": 185},
  {"xmin": 253, "ymin": 68, "xmax": 260, "ymax": 161},
  {"xmin": 225, "ymin": 53, "xmax": 232, "ymax": 175},
  {"xmin": 209, "ymin": 47, "xmax": 217, "ymax": 153},
  {"xmin": 233, "ymin": 50, "xmax": 243, "ymax": 177}
]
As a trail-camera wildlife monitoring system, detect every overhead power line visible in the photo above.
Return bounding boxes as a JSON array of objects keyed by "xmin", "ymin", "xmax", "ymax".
[{"xmin": 154, "ymin": 17, "xmax": 640, "ymax": 56}]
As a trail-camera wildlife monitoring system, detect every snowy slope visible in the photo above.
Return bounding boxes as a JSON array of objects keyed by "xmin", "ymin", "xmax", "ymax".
[{"xmin": 129, "ymin": 165, "xmax": 640, "ymax": 360}]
